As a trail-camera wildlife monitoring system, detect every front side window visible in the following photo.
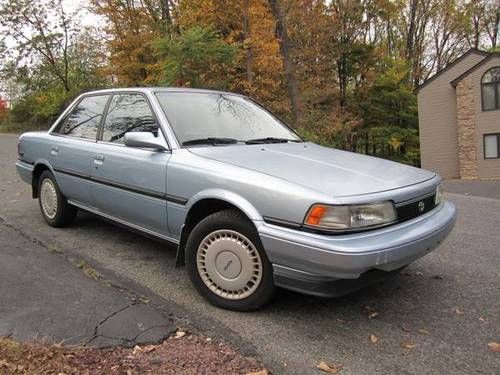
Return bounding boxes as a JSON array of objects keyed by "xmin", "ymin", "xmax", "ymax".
[
  {"xmin": 102, "ymin": 93, "xmax": 158, "ymax": 144},
  {"xmin": 59, "ymin": 95, "xmax": 110, "ymax": 139},
  {"xmin": 155, "ymin": 92, "xmax": 301, "ymax": 146},
  {"xmin": 484, "ymin": 133, "xmax": 500, "ymax": 159},
  {"xmin": 481, "ymin": 67, "xmax": 500, "ymax": 111}
]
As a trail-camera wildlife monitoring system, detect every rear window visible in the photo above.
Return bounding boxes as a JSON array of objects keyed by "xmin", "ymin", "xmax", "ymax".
[{"xmin": 59, "ymin": 95, "xmax": 110, "ymax": 140}]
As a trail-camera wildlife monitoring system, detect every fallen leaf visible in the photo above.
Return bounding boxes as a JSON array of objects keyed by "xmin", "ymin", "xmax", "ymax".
[
  {"xmin": 245, "ymin": 370, "xmax": 268, "ymax": 375},
  {"xmin": 142, "ymin": 344, "xmax": 157, "ymax": 353},
  {"xmin": 417, "ymin": 329, "xmax": 429, "ymax": 335},
  {"xmin": 401, "ymin": 326, "xmax": 411, "ymax": 333},
  {"xmin": 454, "ymin": 308, "xmax": 464, "ymax": 315},
  {"xmin": 336, "ymin": 318, "xmax": 346, "ymax": 324},
  {"xmin": 368, "ymin": 312, "xmax": 379, "ymax": 319},
  {"xmin": 175, "ymin": 330, "xmax": 186, "ymax": 339},
  {"xmin": 369, "ymin": 334, "xmax": 379, "ymax": 343},
  {"xmin": 401, "ymin": 342, "xmax": 417, "ymax": 349},
  {"xmin": 317, "ymin": 361, "xmax": 342, "ymax": 374},
  {"xmin": 488, "ymin": 342, "xmax": 500, "ymax": 353},
  {"xmin": 132, "ymin": 345, "xmax": 142, "ymax": 355},
  {"xmin": 478, "ymin": 316, "xmax": 486, "ymax": 322}
]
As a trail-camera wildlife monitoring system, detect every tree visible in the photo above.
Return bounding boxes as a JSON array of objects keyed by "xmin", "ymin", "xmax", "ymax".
[
  {"xmin": 90, "ymin": 0, "xmax": 176, "ymax": 85},
  {"xmin": 154, "ymin": 26, "xmax": 237, "ymax": 88},
  {"xmin": 0, "ymin": 0, "xmax": 75, "ymax": 91},
  {"xmin": 268, "ymin": 0, "xmax": 304, "ymax": 124},
  {"xmin": 343, "ymin": 57, "xmax": 418, "ymax": 164},
  {"xmin": 0, "ymin": 95, "xmax": 8, "ymax": 123}
]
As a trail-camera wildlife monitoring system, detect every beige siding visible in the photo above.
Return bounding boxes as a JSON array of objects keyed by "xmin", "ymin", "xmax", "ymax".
[
  {"xmin": 468, "ymin": 57, "xmax": 500, "ymax": 179},
  {"xmin": 417, "ymin": 52, "xmax": 485, "ymax": 178}
]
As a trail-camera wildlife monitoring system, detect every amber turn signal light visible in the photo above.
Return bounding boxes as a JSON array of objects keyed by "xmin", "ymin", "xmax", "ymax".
[{"xmin": 305, "ymin": 205, "xmax": 327, "ymax": 225}]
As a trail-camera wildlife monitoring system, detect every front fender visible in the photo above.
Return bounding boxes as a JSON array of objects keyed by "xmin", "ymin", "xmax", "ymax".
[{"xmin": 186, "ymin": 188, "xmax": 263, "ymax": 222}]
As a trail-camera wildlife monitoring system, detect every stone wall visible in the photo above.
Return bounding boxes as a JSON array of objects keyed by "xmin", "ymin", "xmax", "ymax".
[{"xmin": 456, "ymin": 78, "xmax": 478, "ymax": 179}]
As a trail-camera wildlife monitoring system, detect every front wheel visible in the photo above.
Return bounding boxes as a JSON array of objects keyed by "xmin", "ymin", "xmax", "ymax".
[
  {"xmin": 38, "ymin": 170, "xmax": 76, "ymax": 227},
  {"xmin": 185, "ymin": 209, "xmax": 275, "ymax": 311}
]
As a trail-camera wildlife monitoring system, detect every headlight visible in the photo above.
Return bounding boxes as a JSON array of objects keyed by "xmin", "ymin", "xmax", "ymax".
[
  {"xmin": 435, "ymin": 185, "xmax": 442, "ymax": 206},
  {"xmin": 304, "ymin": 201, "xmax": 397, "ymax": 231}
]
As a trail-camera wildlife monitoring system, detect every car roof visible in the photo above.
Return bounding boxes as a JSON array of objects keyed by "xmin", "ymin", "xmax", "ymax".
[{"xmin": 80, "ymin": 87, "xmax": 244, "ymax": 97}]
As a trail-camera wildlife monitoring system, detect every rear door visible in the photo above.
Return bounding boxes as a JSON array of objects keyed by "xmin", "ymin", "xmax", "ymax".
[
  {"xmin": 50, "ymin": 94, "xmax": 110, "ymax": 205},
  {"xmin": 90, "ymin": 92, "xmax": 171, "ymax": 237}
]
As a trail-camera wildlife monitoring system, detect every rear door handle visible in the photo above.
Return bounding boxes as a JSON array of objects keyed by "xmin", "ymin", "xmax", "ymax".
[{"xmin": 93, "ymin": 154, "xmax": 104, "ymax": 167}]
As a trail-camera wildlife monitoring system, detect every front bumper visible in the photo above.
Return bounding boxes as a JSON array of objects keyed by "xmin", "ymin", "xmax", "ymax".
[{"xmin": 257, "ymin": 200, "xmax": 456, "ymax": 297}]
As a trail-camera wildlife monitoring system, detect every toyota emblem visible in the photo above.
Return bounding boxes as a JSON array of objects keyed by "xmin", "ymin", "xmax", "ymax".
[{"xmin": 418, "ymin": 201, "xmax": 425, "ymax": 212}]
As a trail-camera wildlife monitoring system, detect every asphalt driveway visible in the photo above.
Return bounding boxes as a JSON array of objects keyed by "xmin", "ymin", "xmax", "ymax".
[
  {"xmin": 1, "ymin": 134, "xmax": 499, "ymax": 374},
  {"xmin": 0, "ymin": 219, "xmax": 175, "ymax": 347}
]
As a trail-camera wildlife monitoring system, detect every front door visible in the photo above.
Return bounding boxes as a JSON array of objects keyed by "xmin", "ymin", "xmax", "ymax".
[{"xmin": 90, "ymin": 93, "xmax": 171, "ymax": 237}]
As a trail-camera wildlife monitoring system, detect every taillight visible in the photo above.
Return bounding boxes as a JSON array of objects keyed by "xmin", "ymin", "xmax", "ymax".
[{"xmin": 17, "ymin": 140, "xmax": 23, "ymax": 156}]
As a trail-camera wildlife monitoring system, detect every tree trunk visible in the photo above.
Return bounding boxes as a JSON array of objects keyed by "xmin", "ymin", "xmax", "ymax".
[
  {"xmin": 268, "ymin": 0, "xmax": 303, "ymax": 125},
  {"xmin": 161, "ymin": 0, "xmax": 172, "ymax": 37},
  {"xmin": 243, "ymin": 0, "xmax": 254, "ymax": 84}
]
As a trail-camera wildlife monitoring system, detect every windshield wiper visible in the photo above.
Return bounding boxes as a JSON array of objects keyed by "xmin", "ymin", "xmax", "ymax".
[
  {"xmin": 245, "ymin": 137, "xmax": 300, "ymax": 144},
  {"xmin": 182, "ymin": 137, "xmax": 240, "ymax": 146}
]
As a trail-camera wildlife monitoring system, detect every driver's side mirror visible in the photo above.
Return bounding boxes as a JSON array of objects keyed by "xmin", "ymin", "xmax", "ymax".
[{"xmin": 124, "ymin": 132, "xmax": 168, "ymax": 151}]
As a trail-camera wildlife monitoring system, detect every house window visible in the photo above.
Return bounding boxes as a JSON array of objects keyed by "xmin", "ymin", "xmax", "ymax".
[
  {"xmin": 481, "ymin": 67, "xmax": 500, "ymax": 111},
  {"xmin": 484, "ymin": 133, "xmax": 500, "ymax": 159}
]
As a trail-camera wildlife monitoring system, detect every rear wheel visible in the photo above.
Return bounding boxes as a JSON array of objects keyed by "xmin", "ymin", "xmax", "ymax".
[
  {"xmin": 38, "ymin": 170, "xmax": 76, "ymax": 227},
  {"xmin": 186, "ymin": 209, "xmax": 275, "ymax": 311}
]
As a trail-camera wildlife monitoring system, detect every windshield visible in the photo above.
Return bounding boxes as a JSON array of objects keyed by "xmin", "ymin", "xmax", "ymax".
[{"xmin": 155, "ymin": 92, "xmax": 301, "ymax": 146}]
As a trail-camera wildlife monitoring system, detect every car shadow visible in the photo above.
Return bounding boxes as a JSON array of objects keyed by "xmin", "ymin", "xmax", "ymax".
[
  {"xmin": 72, "ymin": 210, "xmax": 450, "ymax": 330},
  {"xmin": 72, "ymin": 210, "xmax": 177, "ymax": 261}
]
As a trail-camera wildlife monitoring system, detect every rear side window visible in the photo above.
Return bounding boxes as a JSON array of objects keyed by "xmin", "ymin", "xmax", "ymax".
[
  {"xmin": 59, "ymin": 95, "xmax": 110, "ymax": 140},
  {"xmin": 101, "ymin": 93, "xmax": 158, "ymax": 144}
]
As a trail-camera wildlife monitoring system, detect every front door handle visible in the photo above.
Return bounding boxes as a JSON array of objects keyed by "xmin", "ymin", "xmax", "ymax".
[{"xmin": 51, "ymin": 146, "xmax": 59, "ymax": 156}]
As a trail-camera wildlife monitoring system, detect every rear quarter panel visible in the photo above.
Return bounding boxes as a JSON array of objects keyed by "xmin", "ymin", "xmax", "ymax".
[{"xmin": 18, "ymin": 132, "xmax": 54, "ymax": 168}]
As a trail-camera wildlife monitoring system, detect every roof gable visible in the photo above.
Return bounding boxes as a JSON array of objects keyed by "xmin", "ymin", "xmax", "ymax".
[
  {"xmin": 450, "ymin": 53, "xmax": 500, "ymax": 86},
  {"xmin": 416, "ymin": 49, "xmax": 489, "ymax": 92}
]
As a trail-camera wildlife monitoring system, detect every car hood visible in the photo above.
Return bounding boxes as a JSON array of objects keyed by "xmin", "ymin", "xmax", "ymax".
[{"xmin": 188, "ymin": 142, "xmax": 436, "ymax": 197}]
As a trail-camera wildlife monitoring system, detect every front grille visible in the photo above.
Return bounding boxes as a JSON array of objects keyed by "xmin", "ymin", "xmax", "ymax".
[{"xmin": 396, "ymin": 194, "xmax": 436, "ymax": 222}]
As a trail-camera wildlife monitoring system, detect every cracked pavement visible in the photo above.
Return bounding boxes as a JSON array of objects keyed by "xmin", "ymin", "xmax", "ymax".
[
  {"xmin": 1, "ymin": 133, "xmax": 499, "ymax": 374},
  {"xmin": 0, "ymin": 221, "xmax": 176, "ymax": 347}
]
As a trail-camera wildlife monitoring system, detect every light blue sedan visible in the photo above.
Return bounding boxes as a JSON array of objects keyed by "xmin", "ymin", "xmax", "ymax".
[{"xmin": 16, "ymin": 88, "xmax": 456, "ymax": 311}]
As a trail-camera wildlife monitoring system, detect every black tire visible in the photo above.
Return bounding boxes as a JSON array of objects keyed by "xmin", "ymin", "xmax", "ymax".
[
  {"xmin": 38, "ymin": 170, "xmax": 77, "ymax": 227},
  {"xmin": 185, "ymin": 209, "xmax": 276, "ymax": 311}
]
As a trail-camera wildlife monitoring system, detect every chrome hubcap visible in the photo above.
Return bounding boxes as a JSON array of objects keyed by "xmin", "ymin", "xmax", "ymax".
[
  {"xmin": 196, "ymin": 230, "xmax": 262, "ymax": 300},
  {"xmin": 40, "ymin": 178, "xmax": 58, "ymax": 219}
]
